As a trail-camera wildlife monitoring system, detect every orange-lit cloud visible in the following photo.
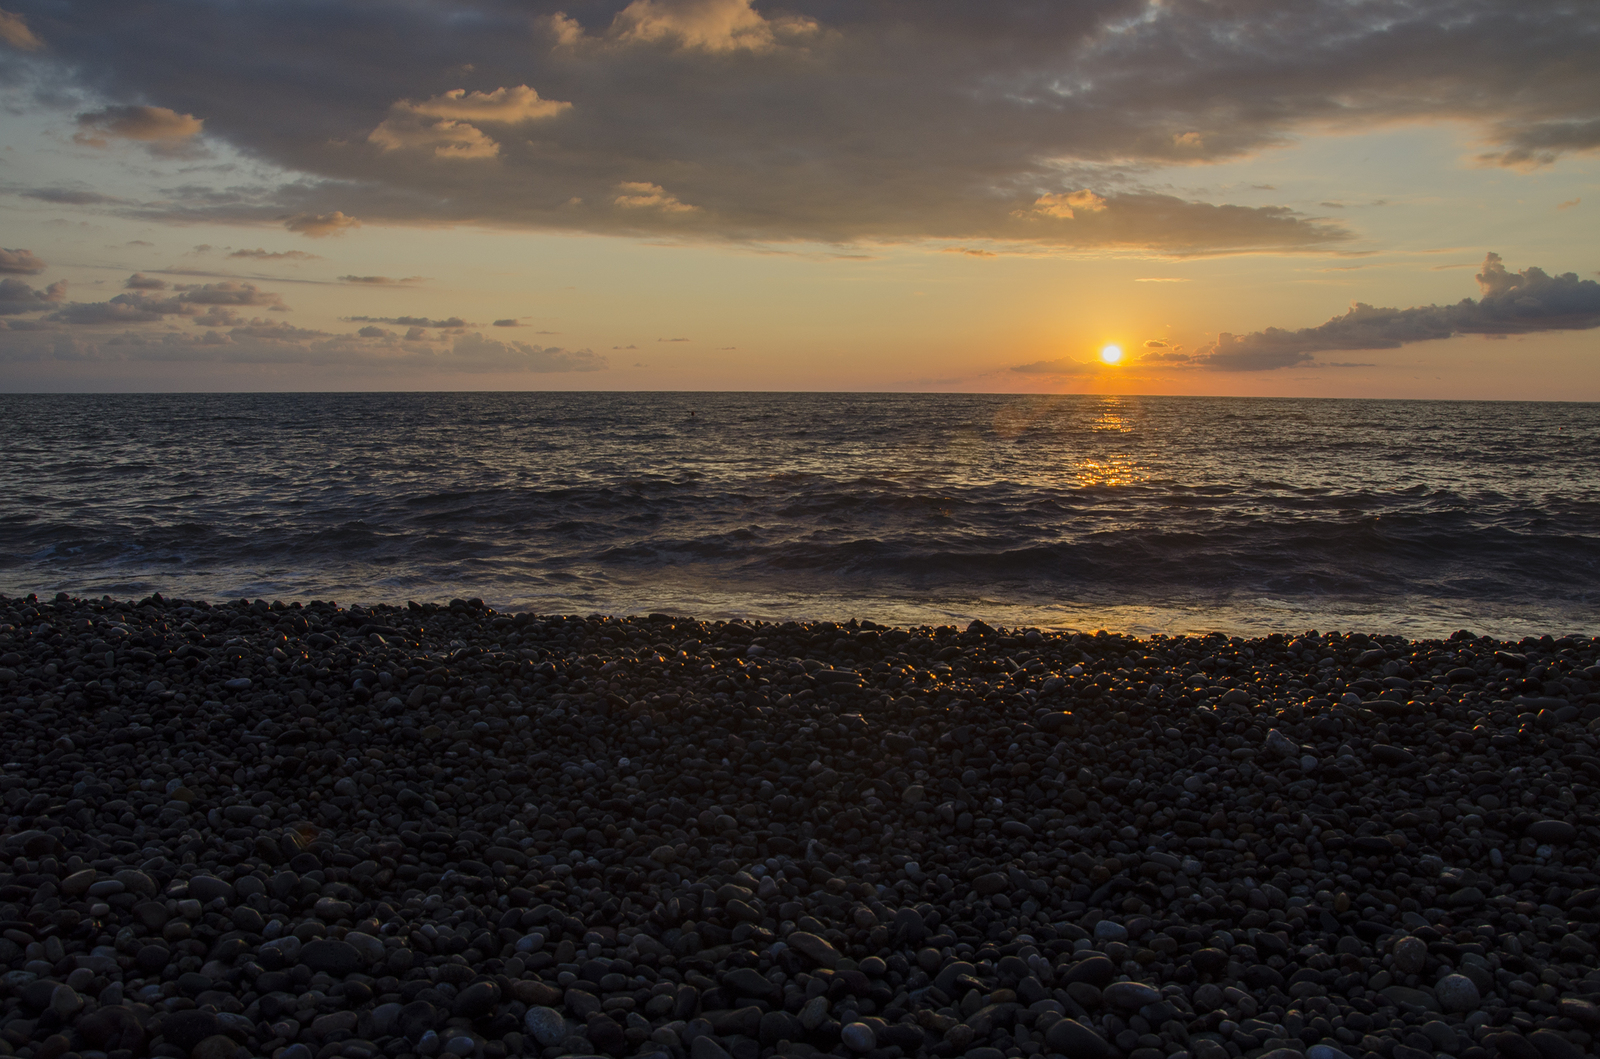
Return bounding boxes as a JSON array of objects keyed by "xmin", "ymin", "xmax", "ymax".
[
  {"xmin": 0, "ymin": 248, "xmax": 47, "ymax": 275},
  {"xmin": 73, "ymin": 105, "xmax": 203, "ymax": 153},
  {"xmin": 605, "ymin": 0, "xmax": 817, "ymax": 53},
  {"xmin": 614, "ymin": 182, "xmax": 697, "ymax": 213},
  {"xmin": 0, "ymin": 7, "xmax": 43, "ymax": 50},
  {"xmin": 283, "ymin": 212, "xmax": 359, "ymax": 237}
]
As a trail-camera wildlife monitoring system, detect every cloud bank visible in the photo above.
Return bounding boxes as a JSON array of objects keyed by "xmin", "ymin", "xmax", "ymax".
[
  {"xmin": 1193, "ymin": 254, "xmax": 1600, "ymax": 370},
  {"xmin": 8, "ymin": 0, "xmax": 1595, "ymax": 251}
]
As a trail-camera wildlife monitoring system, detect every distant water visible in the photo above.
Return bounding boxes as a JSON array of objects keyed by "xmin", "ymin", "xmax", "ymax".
[{"xmin": 1, "ymin": 392, "xmax": 1597, "ymax": 638}]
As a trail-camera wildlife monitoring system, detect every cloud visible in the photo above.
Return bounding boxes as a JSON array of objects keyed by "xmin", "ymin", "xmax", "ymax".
[
  {"xmin": 606, "ymin": 0, "xmax": 817, "ymax": 53},
  {"xmin": 0, "ymin": 321, "xmax": 610, "ymax": 373},
  {"xmin": 46, "ymin": 279, "xmax": 286, "ymax": 325},
  {"xmin": 1558, "ymin": 198, "xmax": 1581, "ymax": 211},
  {"xmin": 1010, "ymin": 356, "xmax": 1100, "ymax": 376},
  {"xmin": 12, "ymin": 1, "xmax": 1600, "ymax": 252},
  {"xmin": 344, "ymin": 315, "xmax": 466, "ymax": 328},
  {"xmin": 368, "ymin": 114, "xmax": 502, "ymax": 160},
  {"xmin": 228, "ymin": 248, "xmax": 321, "ymax": 261},
  {"xmin": 0, "ymin": 248, "xmax": 47, "ymax": 274},
  {"xmin": 1197, "ymin": 254, "xmax": 1600, "ymax": 370},
  {"xmin": 19, "ymin": 188, "xmax": 125, "ymax": 205},
  {"xmin": 169, "ymin": 280, "xmax": 285, "ymax": 307},
  {"xmin": 1143, "ymin": 340, "xmax": 1168, "ymax": 348},
  {"xmin": 0, "ymin": 278, "xmax": 66, "ymax": 314},
  {"xmin": 492, "ymin": 318, "xmax": 520, "ymax": 327},
  {"xmin": 0, "ymin": 7, "xmax": 42, "ymax": 50},
  {"xmin": 368, "ymin": 85, "xmax": 569, "ymax": 162},
  {"xmin": 338, "ymin": 275, "xmax": 423, "ymax": 284},
  {"xmin": 283, "ymin": 212, "xmax": 359, "ymax": 237},
  {"xmin": 614, "ymin": 182, "xmax": 698, "ymax": 213},
  {"xmin": 406, "ymin": 86, "xmax": 571, "ymax": 124},
  {"xmin": 1025, "ymin": 190, "xmax": 1108, "ymax": 221},
  {"xmin": 73, "ymin": 105, "xmax": 203, "ymax": 153},
  {"xmin": 450, "ymin": 332, "xmax": 607, "ymax": 372},
  {"xmin": 657, "ymin": 337, "xmax": 689, "ymax": 342},
  {"xmin": 1482, "ymin": 119, "xmax": 1600, "ymax": 169},
  {"xmin": 1135, "ymin": 277, "xmax": 1187, "ymax": 283},
  {"xmin": 942, "ymin": 247, "xmax": 997, "ymax": 258}
]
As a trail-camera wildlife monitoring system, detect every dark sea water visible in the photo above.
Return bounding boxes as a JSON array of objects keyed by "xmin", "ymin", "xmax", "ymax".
[{"xmin": 1, "ymin": 392, "xmax": 1596, "ymax": 638}]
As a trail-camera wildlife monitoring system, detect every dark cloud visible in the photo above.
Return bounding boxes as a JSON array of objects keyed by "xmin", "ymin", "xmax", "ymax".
[
  {"xmin": 339, "ymin": 275, "xmax": 423, "ymax": 285},
  {"xmin": 228, "ymin": 248, "xmax": 320, "ymax": 260},
  {"xmin": 48, "ymin": 291, "xmax": 177, "ymax": 324},
  {"xmin": 169, "ymin": 280, "xmax": 285, "ymax": 307},
  {"xmin": 284, "ymin": 212, "xmax": 358, "ymax": 237},
  {"xmin": 1198, "ymin": 254, "xmax": 1600, "ymax": 370},
  {"xmin": 1010, "ymin": 356, "xmax": 1100, "ymax": 376},
  {"xmin": 46, "ymin": 279, "xmax": 286, "ymax": 324},
  {"xmin": 1143, "ymin": 340, "xmax": 1168, "ymax": 348},
  {"xmin": 16, "ymin": 0, "xmax": 1596, "ymax": 252},
  {"xmin": 492, "ymin": 318, "xmax": 520, "ymax": 327},
  {"xmin": 0, "ymin": 276, "xmax": 65, "ymax": 314},
  {"xmin": 344, "ymin": 315, "xmax": 466, "ymax": 328},
  {"xmin": 0, "ymin": 247, "xmax": 47, "ymax": 274},
  {"xmin": 20, "ymin": 188, "xmax": 126, "ymax": 205},
  {"xmin": 0, "ymin": 318, "xmax": 608, "ymax": 373}
]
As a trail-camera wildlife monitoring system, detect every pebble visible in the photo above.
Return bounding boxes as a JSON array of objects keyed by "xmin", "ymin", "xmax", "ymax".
[
  {"xmin": 0, "ymin": 595, "xmax": 1597, "ymax": 1059},
  {"xmin": 841, "ymin": 1021, "xmax": 877, "ymax": 1052},
  {"xmin": 524, "ymin": 1006, "xmax": 568, "ymax": 1046},
  {"xmin": 1436, "ymin": 972, "xmax": 1482, "ymax": 1013}
]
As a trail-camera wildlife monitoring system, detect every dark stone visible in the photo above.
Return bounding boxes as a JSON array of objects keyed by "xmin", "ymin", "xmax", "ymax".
[
  {"xmin": 452, "ymin": 980, "xmax": 501, "ymax": 1018},
  {"xmin": 161, "ymin": 1009, "xmax": 220, "ymax": 1051},
  {"xmin": 1045, "ymin": 1017, "xmax": 1112, "ymax": 1059},
  {"xmin": 1527, "ymin": 820, "xmax": 1577, "ymax": 844},
  {"xmin": 398, "ymin": 1001, "xmax": 438, "ymax": 1041},
  {"xmin": 1062, "ymin": 956, "xmax": 1116, "ymax": 987},
  {"xmin": 299, "ymin": 939, "xmax": 361, "ymax": 976}
]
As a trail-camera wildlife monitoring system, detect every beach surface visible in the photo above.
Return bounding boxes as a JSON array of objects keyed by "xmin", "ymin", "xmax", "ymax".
[{"xmin": 0, "ymin": 593, "xmax": 1597, "ymax": 1059}]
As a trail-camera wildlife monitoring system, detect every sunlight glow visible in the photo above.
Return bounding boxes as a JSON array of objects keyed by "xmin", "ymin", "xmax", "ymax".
[{"xmin": 1100, "ymin": 344, "xmax": 1123, "ymax": 365}]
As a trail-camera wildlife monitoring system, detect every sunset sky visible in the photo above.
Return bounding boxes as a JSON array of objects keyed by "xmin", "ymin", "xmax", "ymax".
[{"xmin": 1, "ymin": 0, "xmax": 1597, "ymax": 396}]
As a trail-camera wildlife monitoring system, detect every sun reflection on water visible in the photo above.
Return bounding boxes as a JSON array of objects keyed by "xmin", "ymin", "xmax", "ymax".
[{"xmin": 1075, "ymin": 455, "xmax": 1148, "ymax": 487}]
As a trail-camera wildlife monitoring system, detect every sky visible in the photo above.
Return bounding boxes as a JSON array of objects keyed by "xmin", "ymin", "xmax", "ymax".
[{"xmin": 0, "ymin": 0, "xmax": 1597, "ymax": 396}]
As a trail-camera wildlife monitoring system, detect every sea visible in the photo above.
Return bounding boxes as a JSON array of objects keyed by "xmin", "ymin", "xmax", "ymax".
[{"xmin": 1, "ymin": 392, "xmax": 1596, "ymax": 639}]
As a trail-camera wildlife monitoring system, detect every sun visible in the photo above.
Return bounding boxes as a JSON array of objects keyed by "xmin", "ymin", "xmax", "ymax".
[{"xmin": 1099, "ymin": 344, "xmax": 1123, "ymax": 365}]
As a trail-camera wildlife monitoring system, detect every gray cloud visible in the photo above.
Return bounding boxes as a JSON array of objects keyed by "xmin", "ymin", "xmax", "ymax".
[
  {"xmin": 0, "ymin": 247, "xmax": 47, "ymax": 274},
  {"xmin": 1197, "ymin": 254, "xmax": 1600, "ymax": 370},
  {"xmin": 20, "ymin": 188, "xmax": 126, "ymax": 205},
  {"xmin": 13, "ymin": 0, "xmax": 1595, "ymax": 252},
  {"xmin": 228, "ymin": 248, "xmax": 320, "ymax": 261},
  {"xmin": 46, "ymin": 278, "xmax": 287, "ymax": 324},
  {"xmin": 0, "ymin": 319, "xmax": 608, "ymax": 372},
  {"xmin": 0, "ymin": 276, "xmax": 65, "ymax": 314},
  {"xmin": 343, "ymin": 315, "xmax": 466, "ymax": 329},
  {"xmin": 1010, "ymin": 356, "xmax": 1100, "ymax": 376}
]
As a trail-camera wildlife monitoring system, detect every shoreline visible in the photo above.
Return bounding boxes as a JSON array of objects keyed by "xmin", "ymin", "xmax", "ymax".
[{"xmin": 0, "ymin": 593, "xmax": 1596, "ymax": 1059}]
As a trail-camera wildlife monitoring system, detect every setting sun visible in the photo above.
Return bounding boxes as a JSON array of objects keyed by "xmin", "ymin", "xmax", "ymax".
[{"xmin": 1100, "ymin": 344, "xmax": 1124, "ymax": 365}]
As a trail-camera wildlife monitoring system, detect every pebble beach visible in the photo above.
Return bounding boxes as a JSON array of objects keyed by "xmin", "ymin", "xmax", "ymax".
[{"xmin": 1, "ymin": 592, "xmax": 1597, "ymax": 1059}]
